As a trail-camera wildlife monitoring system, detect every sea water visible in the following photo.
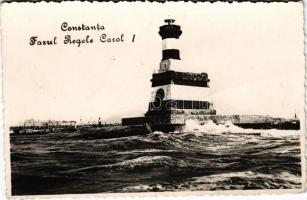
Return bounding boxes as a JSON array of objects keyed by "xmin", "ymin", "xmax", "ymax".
[{"xmin": 10, "ymin": 120, "xmax": 302, "ymax": 195}]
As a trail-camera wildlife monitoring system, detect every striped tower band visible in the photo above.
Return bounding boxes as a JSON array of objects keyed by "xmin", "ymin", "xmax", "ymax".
[
  {"xmin": 162, "ymin": 38, "xmax": 180, "ymax": 61},
  {"xmin": 150, "ymin": 85, "xmax": 210, "ymax": 102},
  {"xmin": 159, "ymin": 19, "xmax": 182, "ymax": 61},
  {"xmin": 162, "ymin": 38, "xmax": 180, "ymax": 51}
]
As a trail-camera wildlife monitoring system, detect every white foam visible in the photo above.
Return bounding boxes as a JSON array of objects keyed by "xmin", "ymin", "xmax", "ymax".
[
  {"xmin": 117, "ymin": 149, "xmax": 176, "ymax": 154},
  {"xmin": 65, "ymin": 156, "xmax": 173, "ymax": 173},
  {"xmin": 179, "ymin": 171, "xmax": 301, "ymax": 191},
  {"xmin": 115, "ymin": 156, "xmax": 172, "ymax": 169},
  {"xmin": 122, "ymin": 183, "xmax": 164, "ymax": 192},
  {"xmin": 183, "ymin": 119, "xmax": 300, "ymax": 137}
]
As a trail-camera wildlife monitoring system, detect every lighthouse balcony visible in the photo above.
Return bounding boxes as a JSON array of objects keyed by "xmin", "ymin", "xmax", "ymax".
[
  {"xmin": 145, "ymin": 109, "xmax": 216, "ymax": 116},
  {"xmin": 159, "ymin": 24, "xmax": 182, "ymax": 39},
  {"xmin": 151, "ymin": 71, "xmax": 210, "ymax": 87}
]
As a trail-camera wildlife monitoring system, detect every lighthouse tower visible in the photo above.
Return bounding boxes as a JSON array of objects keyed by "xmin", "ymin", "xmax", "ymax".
[
  {"xmin": 122, "ymin": 19, "xmax": 216, "ymax": 132},
  {"xmin": 158, "ymin": 19, "xmax": 182, "ymax": 73},
  {"xmin": 145, "ymin": 19, "xmax": 216, "ymax": 122}
]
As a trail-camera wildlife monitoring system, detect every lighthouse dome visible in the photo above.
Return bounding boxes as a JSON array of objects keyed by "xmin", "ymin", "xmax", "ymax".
[{"xmin": 159, "ymin": 19, "xmax": 182, "ymax": 39}]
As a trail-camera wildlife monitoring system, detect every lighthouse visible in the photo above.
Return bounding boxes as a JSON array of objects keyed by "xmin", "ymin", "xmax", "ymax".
[
  {"xmin": 146, "ymin": 19, "xmax": 216, "ymax": 120},
  {"xmin": 122, "ymin": 19, "xmax": 216, "ymax": 132},
  {"xmin": 121, "ymin": 19, "xmax": 300, "ymax": 132}
]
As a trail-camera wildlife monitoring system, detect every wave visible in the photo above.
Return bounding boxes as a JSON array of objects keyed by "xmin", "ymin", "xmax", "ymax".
[
  {"xmin": 117, "ymin": 149, "xmax": 177, "ymax": 154},
  {"xmin": 121, "ymin": 171, "xmax": 302, "ymax": 192},
  {"xmin": 182, "ymin": 119, "xmax": 300, "ymax": 137},
  {"xmin": 177, "ymin": 171, "xmax": 302, "ymax": 191},
  {"xmin": 10, "ymin": 121, "xmax": 302, "ymax": 194},
  {"xmin": 64, "ymin": 155, "xmax": 184, "ymax": 173}
]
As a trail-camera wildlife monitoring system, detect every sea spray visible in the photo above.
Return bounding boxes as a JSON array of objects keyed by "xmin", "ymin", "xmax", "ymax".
[
  {"xmin": 183, "ymin": 119, "xmax": 250, "ymax": 135},
  {"xmin": 182, "ymin": 119, "xmax": 300, "ymax": 137}
]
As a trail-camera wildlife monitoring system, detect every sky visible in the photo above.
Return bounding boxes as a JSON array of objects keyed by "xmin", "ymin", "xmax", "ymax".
[{"xmin": 1, "ymin": 2, "xmax": 304, "ymax": 125}]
